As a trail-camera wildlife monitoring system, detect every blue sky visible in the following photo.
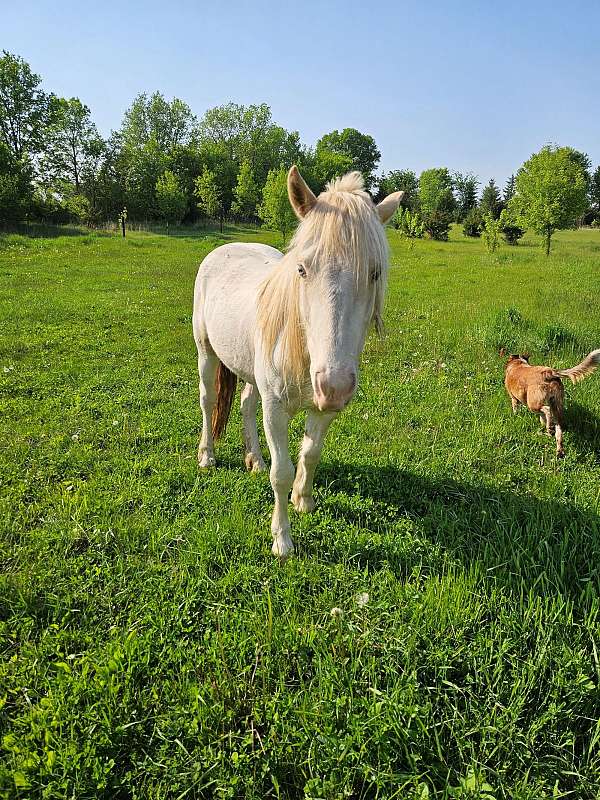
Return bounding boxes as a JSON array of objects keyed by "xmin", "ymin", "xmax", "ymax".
[{"xmin": 5, "ymin": 0, "xmax": 600, "ymax": 186}]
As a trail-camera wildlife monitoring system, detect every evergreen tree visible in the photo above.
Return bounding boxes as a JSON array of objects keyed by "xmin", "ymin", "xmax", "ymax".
[
  {"xmin": 503, "ymin": 175, "xmax": 516, "ymax": 205},
  {"xmin": 480, "ymin": 179, "xmax": 501, "ymax": 219},
  {"xmin": 453, "ymin": 172, "xmax": 479, "ymax": 221}
]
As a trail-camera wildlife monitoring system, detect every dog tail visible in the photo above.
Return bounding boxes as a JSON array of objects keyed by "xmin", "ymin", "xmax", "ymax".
[
  {"xmin": 211, "ymin": 362, "xmax": 238, "ymax": 441},
  {"xmin": 555, "ymin": 349, "xmax": 600, "ymax": 385}
]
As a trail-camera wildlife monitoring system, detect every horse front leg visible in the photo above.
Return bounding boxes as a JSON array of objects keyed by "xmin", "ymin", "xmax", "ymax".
[
  {"xmin": 292, "ymin": 410, "xmax": 336, "ymax": 513},
  {"xmin": 262, "ymin": 399, "xmax": 295, "ymax": 559},
  {"xmin": 197, "ymin": 349, "xmax": 219, "ymax": 468}
]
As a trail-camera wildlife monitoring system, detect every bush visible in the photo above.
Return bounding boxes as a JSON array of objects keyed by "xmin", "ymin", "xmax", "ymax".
[
  {"xmin": 422, "ymin": 210, "xmax": 452, "ymax": 241},
  {"xmin": 499, "ymin": 209, "xmax": 524, "ymax": 245},
  {"xmin": 393, "ymin": 207, "xmax": 424, "ymax": 238},
  {"xmin": 482, "ymin": 213, "xmax": 501, "ymax": 253},
  {"xmin": 462, "ymin": 207, "xmax": 483, "ymax": 238}
]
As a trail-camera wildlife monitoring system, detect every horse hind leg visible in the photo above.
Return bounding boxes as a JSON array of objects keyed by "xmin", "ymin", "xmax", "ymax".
[
  {"xmin": 240, "ymin": 383, "xmax": 266, "ymax": 473},
  {"xmin": 197, "ymin": 346, "xmax": 219, "ymax": 468}
]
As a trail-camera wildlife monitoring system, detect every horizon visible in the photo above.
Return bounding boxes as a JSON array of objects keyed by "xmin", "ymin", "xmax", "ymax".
[{"xmin": 4, "ymin": 0, "xmax": 600, "ymax": 187}]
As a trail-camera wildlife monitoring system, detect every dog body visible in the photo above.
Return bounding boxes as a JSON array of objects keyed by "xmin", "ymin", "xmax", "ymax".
[{"xmin": 503, "ymin": 350, "xmax": 600, "ymax": 456}]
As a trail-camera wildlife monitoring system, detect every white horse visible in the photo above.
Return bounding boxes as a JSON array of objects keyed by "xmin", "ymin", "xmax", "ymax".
[{"xmin": 192, "ymin": 166, "xmax": 403, "ymax": 558}]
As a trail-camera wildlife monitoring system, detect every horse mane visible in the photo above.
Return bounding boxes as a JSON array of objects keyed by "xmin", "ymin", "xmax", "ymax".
[{"xmin": 257, "ymin": 171, "xmax": 390, "ymax": 386}]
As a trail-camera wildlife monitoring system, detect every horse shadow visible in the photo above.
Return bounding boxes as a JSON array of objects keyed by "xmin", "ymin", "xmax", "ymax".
[{"xmin": 302, "ymin": 460, "xmax": 600, "ymax": 601}]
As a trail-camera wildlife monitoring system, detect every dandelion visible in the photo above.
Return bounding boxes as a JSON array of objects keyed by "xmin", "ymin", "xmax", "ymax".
[
  {"xmin": 112, "ymin": 419, "xmax": 119, "ymax": 426},
  {"xmin": 71, "ymin": 433, "xmax": 79, "ymax": 441},
  {"xmin": 330, "ymin": 607, "xmax": 344, "ymax": 619},
  {"xmin": 356, "ymin": 592, "xmax": 369, "ymax": 608}
]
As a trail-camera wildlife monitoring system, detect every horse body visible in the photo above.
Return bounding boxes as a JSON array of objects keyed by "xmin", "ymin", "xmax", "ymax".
[
  {"xmin": 193, "ymin": 167, "xmax": 403, "ymax": 558},
  {"xmin": 193, "ymin": 242, "xmax": 283, "ymax": 388}
]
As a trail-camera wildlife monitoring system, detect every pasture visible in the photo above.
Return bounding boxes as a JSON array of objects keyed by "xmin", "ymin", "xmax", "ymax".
[{"xmin": 2, "ymin": 224, "xmax": 600, "ymax": 798}]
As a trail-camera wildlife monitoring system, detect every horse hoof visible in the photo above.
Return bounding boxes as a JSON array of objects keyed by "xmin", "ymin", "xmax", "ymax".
[
  {"xmin": 291, "ymin": 492, "xmax": 315, "ymax": 513},
  {"xmin": 245, "ymin": 453, "xmax": 267, "ymax": 473},
  {"xmin": 198, "ymin": 453, "xmax": 216, "ymax": 469},
  {"xmin": 272, "ymin": 533, "xmax": 295, "ymax": 561}
]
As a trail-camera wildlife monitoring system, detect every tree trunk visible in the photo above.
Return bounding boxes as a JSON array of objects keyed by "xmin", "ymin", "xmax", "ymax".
[{"xmin": 545, "ymin": 228, "xmax": 551, "ymax": 256}]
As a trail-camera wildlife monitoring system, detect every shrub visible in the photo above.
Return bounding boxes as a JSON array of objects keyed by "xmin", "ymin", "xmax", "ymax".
[
  {"xmin": 499, "ymin": 208, "xmax": 524, "ymax": 245},
  {"xmin": 462, "ymin": 207, "xmax": 483, "ymax": 238},
  {"xmin": 393, "ymin": 207, "xmax": 424, "ymax": 238},
  {"xmin": 482, "ymin": 213, "xmax": 501, "ymax": 253},
  {"xmin": 422, "ymin": 210, "xmax": 452, "ymax": 241}
]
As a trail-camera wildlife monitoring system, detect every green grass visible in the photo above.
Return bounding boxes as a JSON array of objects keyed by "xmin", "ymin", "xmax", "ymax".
[{"xmin": 1, "ymin": 223, "xmax": 600, "ymax": 799}]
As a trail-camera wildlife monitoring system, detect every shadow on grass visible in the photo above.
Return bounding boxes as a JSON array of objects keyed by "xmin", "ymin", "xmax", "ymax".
[
  {"xmin": 0, "ymin": 223, "xmax": 113, "ymax": 239},
  {"xmin": 563, "ymin": 401, "xmax": 600, "ymax": 456},
  {"xmin": 308, "ymin": 459, "xmax": 600, "ymax": 601}
]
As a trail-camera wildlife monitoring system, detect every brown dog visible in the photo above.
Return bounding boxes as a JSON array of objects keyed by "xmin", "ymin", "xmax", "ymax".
[{"xmin": 502, "ymin": 349, "xmax": 600, "ymax": 456}]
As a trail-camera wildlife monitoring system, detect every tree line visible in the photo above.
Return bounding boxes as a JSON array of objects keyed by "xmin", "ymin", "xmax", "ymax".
[{"xmin": 1, "ymin": 50, "xmax": 599, "ymax": 254}]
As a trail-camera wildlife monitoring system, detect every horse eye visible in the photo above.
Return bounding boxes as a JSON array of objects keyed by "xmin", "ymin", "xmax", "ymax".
[{"xmin": 297, "ymin": 263, "xmax": 307, "ymax": 277}]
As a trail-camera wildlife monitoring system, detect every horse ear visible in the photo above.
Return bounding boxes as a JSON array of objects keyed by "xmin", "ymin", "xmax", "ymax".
[
  {"xmin": 376, "ymin": 191, "xmax": 404, "ymax": 224},
  {"xmin": 287, "ymin": 165, "xmax": 317, "ymax": 219}
]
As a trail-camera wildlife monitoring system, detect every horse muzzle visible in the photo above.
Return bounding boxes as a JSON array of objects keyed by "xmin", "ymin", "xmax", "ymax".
[{"xmin": 312, "ymin": 369, "xmax": 357, "ymax": 412}]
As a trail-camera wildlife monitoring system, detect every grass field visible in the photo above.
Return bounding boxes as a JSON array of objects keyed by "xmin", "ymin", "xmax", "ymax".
[{"xmin": 1, "ymin": 223, "xmax": 600, "ymax": 799}]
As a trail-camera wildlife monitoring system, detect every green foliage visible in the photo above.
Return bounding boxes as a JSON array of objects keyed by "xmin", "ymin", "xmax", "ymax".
[
  {"xmin": 121, "ymin": 91, "xmax": 196, "ymax": 153},
  {"xmin": 422, "ymin": 209, "xmax": 452, "ymax": 240},
  {"xmin": 258, "ymin": 166, "xmax": 297, "ymax": 241},
  {"xmin": 310, "ymin": 148, "xmax": 353, "ymax": 191},
  {"xmin": 41, "ymin": 97, "xmax": 104, "ymax": 195},
  {"xmin": 479, "ymin": 179, "xmax": 502, "ymax": 219},
  {"xmin": 0, "ymin": 50, "xmax": 50, "ymax": 160},
  {"xmin": 509, "ymin": 145, "xmax": 589, "ymax": 255},
  {"xmin": 419, "ymin": 168, "xmax": 455, "ymax": 215},
  {"xmin": 462, "ymin": 206, "xmax": 483, "ymax": 238},
  {"xmin": 316, "ymin": 128, "xmax": 381, "ymax": 190},
  {"xmin": 231, "ymin": 160, "xmax": 260, "ymax": 219},
  {"xmin": 453, "ymin": 172, "xmax": 479, "ymax": 221},
  {"xmin": 63, "ymin": 193, "xmax": 96, "ymax": 226},
  {"xmin": 590, "ymin": 165, "xmax": 600, "ymax": 210},
  {"xmin": 0, "ymin": 142, "xmax": 33, "ymax": 221},
  {"xmin": 155, "ymin": 170, "xmax": 187, "ymax": 224},
  {"xmin": 194, "ymin": 166, "xmax": 223, "ymax": 225},
  {"xmin": 393, "ymin": 206, "xmax": 425, "ymax": 238},
  {"xmin": 503, "ymin": 174, "xmax": 516, "ymax": 205},
  {"xmin": 481, "ymin": 212, "xmax": 502, "ymax": 253},
  {"xmin": 499, "ymin": 207, "xmax": 524, "ymax": 245},
  {"xmin": 378, "ymin": 169, "xmax": 419, "ymax": 208}
]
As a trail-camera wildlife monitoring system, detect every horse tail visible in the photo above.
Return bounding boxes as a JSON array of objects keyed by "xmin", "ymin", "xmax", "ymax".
[{"xmin": 211, "ymin": 362, "xmax": 238, "ymax": 441}]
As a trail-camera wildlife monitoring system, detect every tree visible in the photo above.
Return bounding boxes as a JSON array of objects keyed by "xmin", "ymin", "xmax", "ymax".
[
  {"xmin": 503, "ymin": 175, "xmax": 516, "ymax": 205},
  {"xmin": 121, "ymin": 92, "xmax": 196, "ymax": 153},
  {"xmin": 479, "ymin": 179, "xmax": 502, "ymax": 219},
  {"xmin": 509, "ymin": 145, "xmax": 588, "ymax": 255},
  {"xmin": 123, "ymin": 138, "xmax": 169, "ymax": 219},
  {"xmin": 0, "ymin": 141, "xmax": 33, "ymax": 221},
  {"xmin": 462, "ymin": 206, "xmax": 483, "ymax": 238},
  {"xmin": 310, "ymin": 148, "xmax": 353, "ymax": 191},
  {"xmin": 316, "ymin": 128, "xmax": 381, "ymax": 190},
  {"xmin": 482, "ymin": 213, "xmax": 501, "ymax": 253},
  {"xmin": 377, "ymin": 170, "xmax": 418, "ymax": 208},
  {"xmin": 195, "ymin": 166, "xmax": 224, "ymax": 230},
  {"xmin": 419, "ymin": 168, "xmax": 455, "ymax": 215},
  {"xmin": 258, "ymin": 167, "xmax": 297, "ymax": 242},
  {"xmin": 590, "ymin": 166, "xmax": 600, "ymax": 211},
  {"xmin": 41, "ymin": 97, "xmax": 103, "ymax": 193},
  {"xmin": 499, "ymin": 207, "xmax": 524, "ymax": 245},
  {"xmin": 155, "ymin": 170, "xmax": 187, "ymax": 223},
  {"xmin": 453, "ymin": 172, "xmax": 479, "ymax": 221},
  {"xmin": 0, "ymin": 51, "xmax": 50, "ymax": 161},
  {"xmin": 231, "ymin": 160, "xmax": 260, "ymax": 219}
]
